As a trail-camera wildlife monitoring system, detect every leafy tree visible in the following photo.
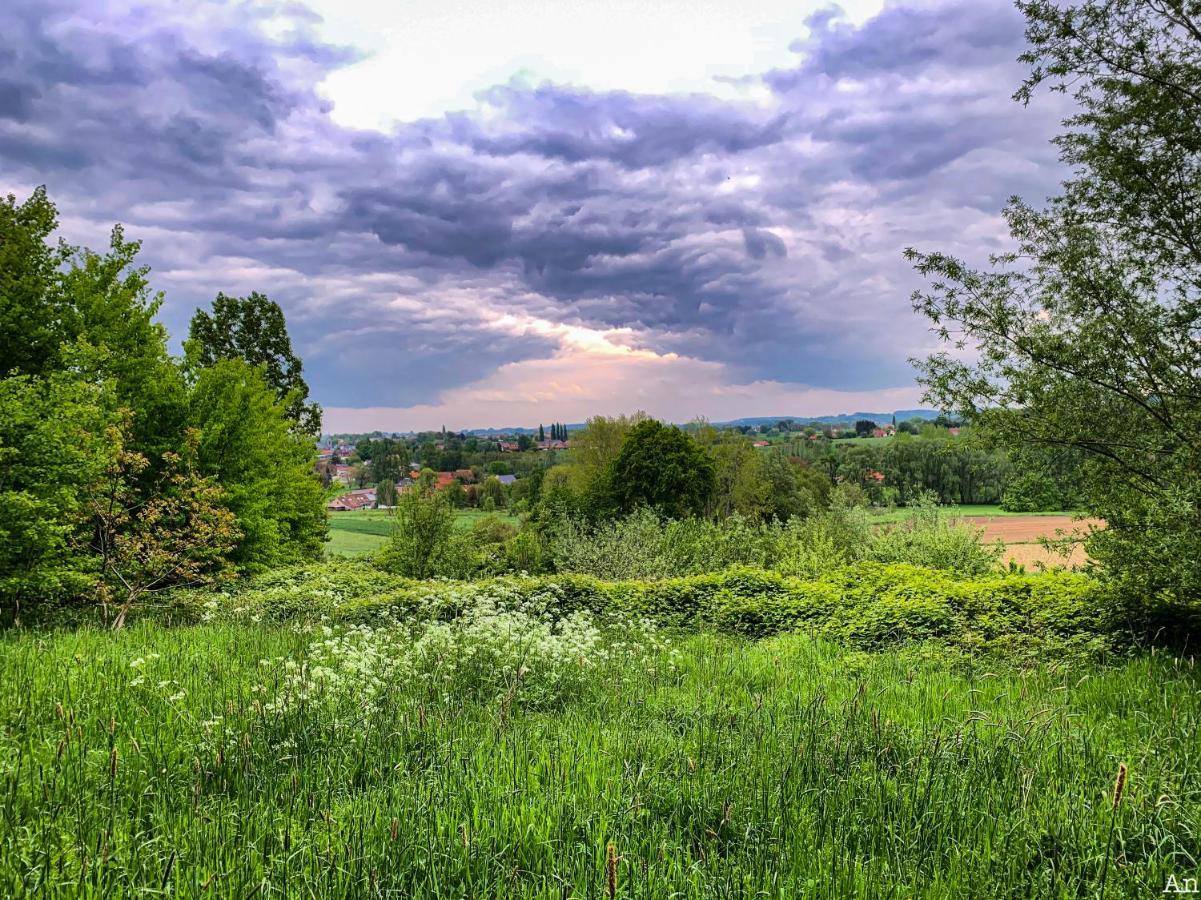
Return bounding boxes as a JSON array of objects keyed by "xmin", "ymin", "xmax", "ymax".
[
  {"xmin": 571, "ymin": 413, "xmax": 646, "ymax": 480},
  {"xmin": 444, "ymin": 479, "xmax": 467, "ymax": 508},
  {"xmin": 188, "ymin": 359, "xmax": 326, "ymax": 571},
  {"xmin": 186, "ymin": 292, "xmax": 321, "ymax": 434},
  {"xmin": 605, "ymin": 420, "xmax": 715, "ymax": 519},
  {"xmin": 379, "ymin": 486, "xmax": 456, "ymax": 578},
  {"xmin": 854, "ymin": 419, "xmax": 876, "ymax": 437},
  {"xmin": 691, "ymin": 421, "xmax": 769, "ymax": 519},
  {"xmin": 0, "ymin": 375, "xmax": 112, "ymax": 624},
  {"xmin": 479, "ymin": 475, "xmax": 507, "ymax": 509},
  {"xmin": 0, "ymin": 187, "xmax": 72, "ymax": 377},
  {"xmin": 909, "ymin": 0, "xmax": 1201, "ymax": 604},
  {"xmin": 759, "ymin": 454, "xmax": 831, "ymax": 521},
  {"xmin": 86, "ymin": 423, "xmax": 238, "ymax": 629},
  {"xmin": 376, "ymin": 480, "xmax": 398, "ymax": 507},
  {"xmin": 60, "ymin": 226, "xmax": 188, "ymax": 462},
  {"xmin": 1, "ymin": 188, "xmax": 186, "ymax": 461}
]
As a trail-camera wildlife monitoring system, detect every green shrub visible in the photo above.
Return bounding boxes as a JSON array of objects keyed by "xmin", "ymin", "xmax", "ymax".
[
  {"xmin": 866, "ymin": 494, "xmax": 1002, "ymax": 576},
  {"xmin": 181, "ymin": 559, "xmax": 1126, "ymax": 658}
]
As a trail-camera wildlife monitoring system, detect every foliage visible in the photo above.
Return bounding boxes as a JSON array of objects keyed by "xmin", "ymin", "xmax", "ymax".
[
  {"xmin": 866, "ymin": 493, "xmax": 1004, "ymax": 576},
  {"xmin": 550, "ymin": 495, "xmax": 999, "ymax": 582},
  {"xmin": 0, "ymin": 187, "xmax": 75, "ymax": 377},
  {"xmin": 377, "ymin": 486, "xmax": 457, "ymax": 579},
  {"xmin": 604, "ymin": 419, "xmax": 716, "ymax": 518},
  {"xmin": 0, "ymin": 375, "xmax": 112, "ymax": 623},
  {"xmin": 186, "ymin": 291, "xmax": 321, "ymax": 434},
  {"xmin": 275, "ymin": 593, "xmax": 666, "ymax": 717},
  {"xmin": 909, "ymin": 0, "xmax": 1201, "ymax": 606},
  {"xmin": 478, "ymin": 475, "xmax": 506, "ymax": 509},
  {"xmin": 0, "ymin": 187, "xmax": 326, "ymax": 620},
  {"xmin": 189, "ymin": 359, "xmax": 327, "ymax": 571},
  {"xmin": 86, "ymin": 422, "xmax": 239, "ymax": 629},
  {"xmin": 168, "ymin": 556, "xmax": 1129, "ymax": 658}
]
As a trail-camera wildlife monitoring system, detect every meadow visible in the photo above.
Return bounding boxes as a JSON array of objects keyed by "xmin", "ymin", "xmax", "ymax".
[
  {"xmin": 1, "ymin": 614, "xmax": 1197, "ymax": 898},
  {"xmin": 326, "ymin": 508, "xmax": 520, "ymax": 557}
]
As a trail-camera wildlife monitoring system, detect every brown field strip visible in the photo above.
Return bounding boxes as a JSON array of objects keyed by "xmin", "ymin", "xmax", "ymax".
[{"xmin": 959, "ymin": 515, "xmax": 1104, "ymax": 569}]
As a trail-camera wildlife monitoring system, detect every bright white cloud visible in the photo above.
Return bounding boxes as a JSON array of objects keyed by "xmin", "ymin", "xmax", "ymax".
[{"xmin": 304, "ymin": 0, "xmax": 886, "ymax": 127}]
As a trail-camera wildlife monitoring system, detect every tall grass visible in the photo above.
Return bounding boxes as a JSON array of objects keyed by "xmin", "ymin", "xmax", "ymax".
[
  {"xmin": 549, "ymin": 496, "xmax": 1004, "ymax": 581},
  {"xmin": 0, "ymin": 621, "xmax": 1196, "ymax": 896}
]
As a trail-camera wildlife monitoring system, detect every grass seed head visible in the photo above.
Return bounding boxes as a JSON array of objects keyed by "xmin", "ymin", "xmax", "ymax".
[{"xmin": 1112, "ymin": 762, "xmax": 1128, "ymax": 808}]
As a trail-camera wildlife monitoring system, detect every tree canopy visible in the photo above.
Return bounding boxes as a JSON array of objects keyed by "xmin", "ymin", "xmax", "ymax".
[
  {"xmin": 0, "ymin": 189, "xmax": 327, "ymax": 623},
  {"xmin": 187, "ymin": 291, "xmax": 321, "ymax": 435},
  {"xmin": 605, "ymin": 420, "xmax": 716, "ymax": 519},
  {"xmin": 909, "ymin": 0, "xmax": 1201, "ymax": 602}
]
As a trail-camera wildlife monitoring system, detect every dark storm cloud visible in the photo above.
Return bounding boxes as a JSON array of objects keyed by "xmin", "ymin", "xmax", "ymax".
[
  {"xmin": 456, "ymin": 83, "xmax": 788, "ymax": 169},
  {"xmin": 0, "ymin": 0, "xmax": 1068, "ymax": 408}
]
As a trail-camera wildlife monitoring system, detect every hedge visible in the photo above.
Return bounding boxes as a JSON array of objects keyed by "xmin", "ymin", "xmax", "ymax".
[{"xmin": 129, "ymin": 559, "xmax": 1138, "ymax": 657}]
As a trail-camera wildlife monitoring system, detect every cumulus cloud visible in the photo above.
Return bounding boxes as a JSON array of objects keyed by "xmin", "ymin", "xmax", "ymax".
[{"xmin": 0, "ymin": 0, "xmax": 1068, "ymax": 427}]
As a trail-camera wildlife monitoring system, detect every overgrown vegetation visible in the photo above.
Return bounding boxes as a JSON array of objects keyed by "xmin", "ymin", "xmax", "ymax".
[
  {"xmin": 910, "ymin": 0, "xmax": 1201, "ymax": 611},
  {"xmin": 1, "ymin": 192, "xmax": 326, "ymax": 625},
  {"xmin": 1, "ymin": 621, "xmax": 1195, "ymax": 896}
]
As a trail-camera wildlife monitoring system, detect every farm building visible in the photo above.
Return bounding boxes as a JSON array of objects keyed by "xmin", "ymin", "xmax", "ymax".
[{"xmin": 327, "ymin": 489, "xmax": 375, "ymax": 511}]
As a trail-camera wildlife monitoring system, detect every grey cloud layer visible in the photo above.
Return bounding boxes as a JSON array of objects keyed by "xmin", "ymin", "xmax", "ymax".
[{"xmin": 0, "ymin": 0, "xmax": 1066, "ymax": 409}]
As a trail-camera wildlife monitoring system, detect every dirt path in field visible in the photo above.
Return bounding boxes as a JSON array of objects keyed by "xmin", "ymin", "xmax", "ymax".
[{"xmin": 957, "ymin": 515, "xmax": 1104, "ymax": 569}]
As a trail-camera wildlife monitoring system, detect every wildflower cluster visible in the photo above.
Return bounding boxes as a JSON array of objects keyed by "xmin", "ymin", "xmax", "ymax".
[{"xmin": 267, "ymin": 586, "xmax": 672, "ymax": 717}]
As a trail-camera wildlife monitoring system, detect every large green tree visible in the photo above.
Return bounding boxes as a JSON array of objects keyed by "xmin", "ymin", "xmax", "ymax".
[
  {"xmin": 187, "ymin": 292, "xmax": 321, "ymax": 435},
  {"xmin": 0, "ymin": 188, "xmax": 71, "ymax": 377},
  {"xmin": 908, "ymin": 0, "xmax": 1201, "ymax": 603},
  {"xmin": 1, "ymin": 189, "xmax": 186, "ymax": 460},
  {"xmin": 188, "ymin": 359, "xmax": 327, "ymax": 571},
  {"xmin": 0, "ymin": 375, "xmax": 113, "ymax": 624},
  {"xmin": 605, "ymin": 420, "xmax": 715, "ymax": 519}
]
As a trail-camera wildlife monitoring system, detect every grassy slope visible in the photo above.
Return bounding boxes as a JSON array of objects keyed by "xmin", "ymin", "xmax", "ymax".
[
  {"xmin": 325, "ymin": 508, "xmax": 520, "ymax": 557},
  {"xmin": 0, "ymin": 624, "xmax": 1195, "ymax": 896}
]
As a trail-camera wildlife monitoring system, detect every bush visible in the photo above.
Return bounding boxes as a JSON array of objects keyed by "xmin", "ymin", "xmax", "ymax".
[
  {"xmin": 377, "ymin": 488, "xmax": 456, "ymax": 578},
  {"xmin": 181, "ymin": 559, "xmax": 1127, "ymax": 658},
  {"xmin": 549, "ymin": 509, "xmax": 769, "ymax": 580},
  {"xmin": 866, "ymin": 494, "xmax": 1002, "ymax": 576}
]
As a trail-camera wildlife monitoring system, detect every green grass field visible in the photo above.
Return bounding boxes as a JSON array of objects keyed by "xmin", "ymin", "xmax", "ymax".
[
  {"xmin": 867, "ymin": 504, "xmax": 1075, "ymax": 523},
  {"xmin": 0, "ymin": 622, "xmax": 1195, "ymax": 896},
  {"xmin": 325, "ymin": 508, "xmax": 520, "ymax": 557}
]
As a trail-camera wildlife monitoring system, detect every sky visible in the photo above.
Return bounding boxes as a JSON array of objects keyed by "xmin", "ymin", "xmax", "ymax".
[{"xmin": 0, "ymin": 0, "xmax": 1068, "ymax": 432}]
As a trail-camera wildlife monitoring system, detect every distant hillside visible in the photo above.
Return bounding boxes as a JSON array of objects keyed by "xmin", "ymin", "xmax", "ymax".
[
  {"xmin": 717, "ymin": 410, "xmax": 942, "ymax": 428},
  {"xmin": 324, "ymin": 410, "xmax": 945, "ymax": 441}
]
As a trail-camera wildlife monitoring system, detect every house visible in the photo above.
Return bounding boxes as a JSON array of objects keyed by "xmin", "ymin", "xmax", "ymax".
[
  {"xmin": 332, "ymin": 465, "xmax": 355, "ymax": 485},
  {"xmin": 498, "ymin": 441, "xmax": 520, "ymax": 452},
  {"xmin": 435, "ymin": 472, "xmax": 457, "ymax": 490},
  {"xmin": 752, "ymin": 440, "xmax": 771, "ymax": 448},
  {"xmin": 536, "ymin": 440, "xmax": 568, "ymax": 451},
  {"xmin": 453, "ymin": 468, "xmax": 476, "ymax": 483},
  {"xmin": 866, "ymin": 470, "xmax": 886, "ymax": 483},
  {"xmin": 496, "ymin": 474, "xmax": 517, "ymax": 486},
  {"xmin": 948, "ymin": 427, "xmax": 961, "ymax": 436},
  {"xmin": 326, "ymin": 488, "xmax": 376, "ymax": 511}
]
